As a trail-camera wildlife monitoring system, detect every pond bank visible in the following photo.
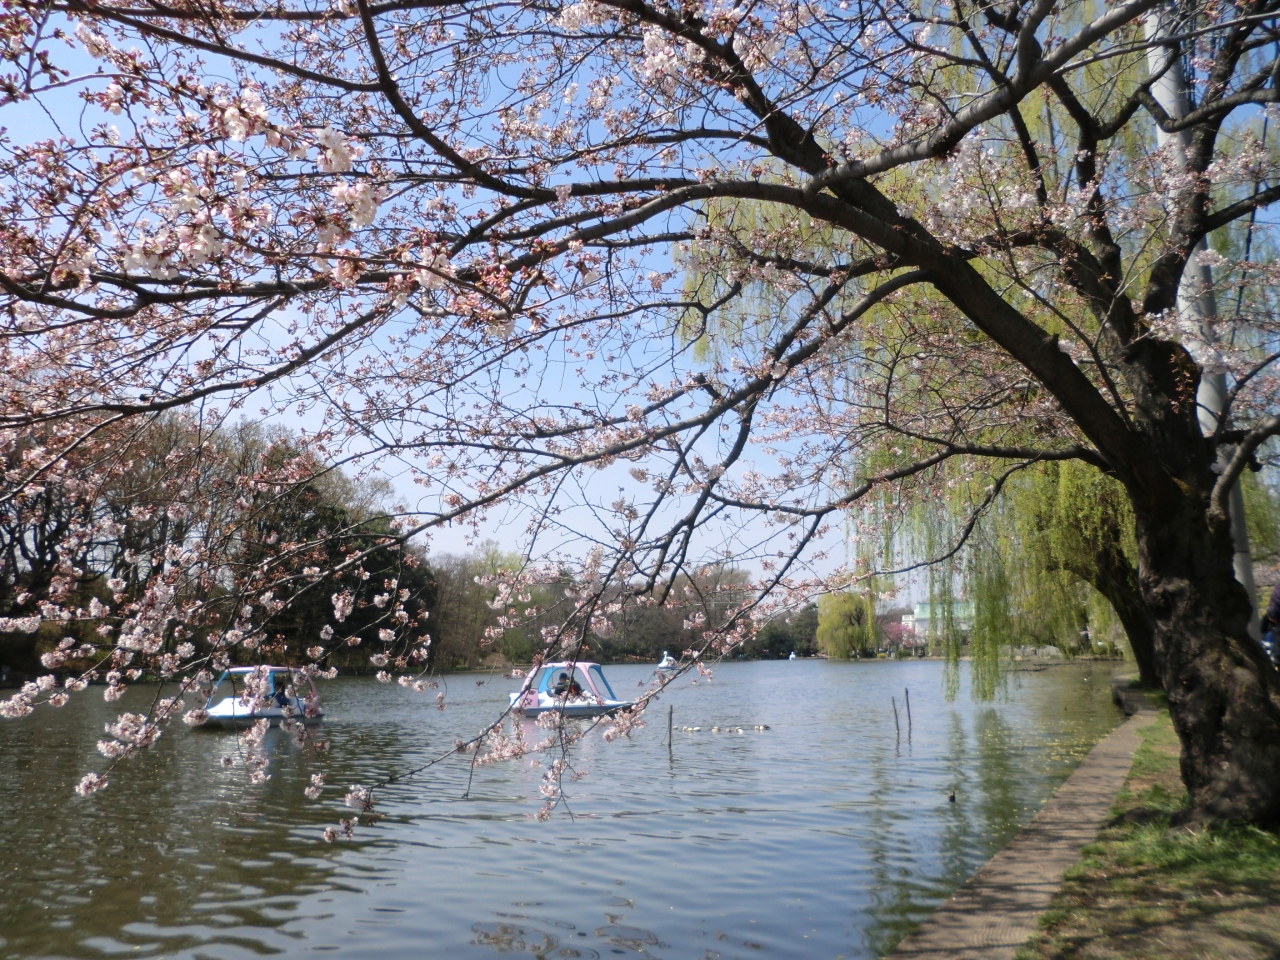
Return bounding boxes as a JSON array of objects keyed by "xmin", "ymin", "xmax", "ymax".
[
  {"xmin": 889, "ymin": 684, "xmax": 1280, "ymax": 960},
  {"xmin": 1017, "ymin": 707, "xmax": 1280, "ymax": 960},
  {"xmin": 887, "ymin": 683, "xmax": 1149, "ymax": 960}
]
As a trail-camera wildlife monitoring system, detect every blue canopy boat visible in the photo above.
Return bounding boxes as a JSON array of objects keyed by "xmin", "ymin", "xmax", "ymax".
[
  {"xmin": 201, "ymin": 666, "xmax": 323, "ymax": 728},
  {"xmin": 508, "ymin": 661, "xmax": 634, "ymax": 718}
]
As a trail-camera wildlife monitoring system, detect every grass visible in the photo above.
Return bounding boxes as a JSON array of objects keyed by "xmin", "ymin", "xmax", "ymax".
[{"xmin": 1016, "ymin": 707, "xmax": 1280, "ymax": 960}]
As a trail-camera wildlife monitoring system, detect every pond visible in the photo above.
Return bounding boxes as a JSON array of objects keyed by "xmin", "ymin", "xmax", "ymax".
[{"xmin": 0, "ymin": 659, "xmax": 1122, "ymax": 960}]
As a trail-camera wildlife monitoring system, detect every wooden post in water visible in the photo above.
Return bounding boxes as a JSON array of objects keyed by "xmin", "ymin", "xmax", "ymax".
[
  {"xmin": 905, "ymin": 687, "xmax": 912, "ymax": 736},
  {"xmin": 667, "ymin": 705, "xmax": 673, "ymax": 751},
  {"xmin": 891, "ymin": 696, "xmax": 900, "ymax": 736}
]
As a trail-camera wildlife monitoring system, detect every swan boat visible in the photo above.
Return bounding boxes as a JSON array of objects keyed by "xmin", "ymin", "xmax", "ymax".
[
  {"xmin": 509, "ymin": 661, "xmax": 635, "ymax": 718},
  {"xmin": 657, "ymin": 651, "xmax": 677, "ymax": 671},
  {"xmin": 201, "ymin": 666, "xmax": 324, "ymax": 728}
]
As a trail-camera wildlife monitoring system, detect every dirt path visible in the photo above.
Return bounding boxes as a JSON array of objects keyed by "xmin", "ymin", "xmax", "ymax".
[{"xmin": 886, "ymin": 705, "xmax": 1149, "ymax": 960}]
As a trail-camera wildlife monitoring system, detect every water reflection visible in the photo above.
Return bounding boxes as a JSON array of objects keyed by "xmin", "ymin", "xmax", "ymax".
[{"xmin": 0, "ymin": 661, "xmax": 1121, "ymax": 960}]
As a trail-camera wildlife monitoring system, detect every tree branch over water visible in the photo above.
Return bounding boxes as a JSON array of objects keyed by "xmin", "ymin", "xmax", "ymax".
[{"xmin": 1, "ymin": 0, "xmax": 1279, "ymax": 825}]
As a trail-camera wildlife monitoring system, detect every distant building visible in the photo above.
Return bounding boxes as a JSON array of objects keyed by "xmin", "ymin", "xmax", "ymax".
[{"xmin": 901, "ymin": 600, "xmax": 975, "ymax": 637}]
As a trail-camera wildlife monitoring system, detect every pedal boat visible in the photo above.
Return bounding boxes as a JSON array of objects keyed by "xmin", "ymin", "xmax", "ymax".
[
  {"xmin": 509, "ymin": 661, "xmax": 634, "ymax": 718},
  {"xmin": 202, "ymin": 666, "xmax": 323, "ymax": 728},
  {"xmin": 657, "ymin": 650, "xmax": 677, "ymax": 672}
]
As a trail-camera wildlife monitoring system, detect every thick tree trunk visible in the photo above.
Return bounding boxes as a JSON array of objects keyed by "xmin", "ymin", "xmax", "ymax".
[{"xmin": 1136, "ymin": 499, "xmax": 1280, "ymax": 825}]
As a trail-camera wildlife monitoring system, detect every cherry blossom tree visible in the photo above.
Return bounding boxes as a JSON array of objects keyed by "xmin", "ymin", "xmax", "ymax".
[{"xmin": 1, "ymin": 0, "xmax": 1280, "ymax": 823}]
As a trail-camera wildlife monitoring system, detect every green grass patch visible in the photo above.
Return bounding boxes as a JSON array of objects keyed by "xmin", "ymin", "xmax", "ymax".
[
  {"xmin": 1122, "ymin": 712, "xmax": 1181, "ymax": 785},
  {"xmin": 1017, "ymin": 710, "xmax": 1280, "ymax": 960}
]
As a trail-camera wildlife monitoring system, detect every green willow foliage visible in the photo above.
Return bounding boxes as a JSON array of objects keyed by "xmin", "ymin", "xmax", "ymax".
[
  {"xmin": 966, "ymin": 545, "xmax": 1016, "ymax": 701},
  {"xmin": 1012, "ymin": 462, "xmax": 1136, "ymax": 640},
  {"xmin": 1243, "ymin": 467, "xmax": 1280, "ymax": 569},
  {"xmin": 677, "ymin": 191, "xmax": 855, "ymax": 363},
  {"xmin": 899, "ymin": 460, "xmax": 1137, "ymax": 700},
  {"xmin": 816, "ymin": 588, "xmax": 878, "ymax": 659}
]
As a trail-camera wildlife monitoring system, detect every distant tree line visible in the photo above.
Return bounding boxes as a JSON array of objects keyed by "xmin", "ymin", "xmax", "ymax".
[
  {"xmin": 748, "ymin": 605, "xmax": 819, "ymax": 659},
  {"xmin": 424, "ymin": 553, "xmax": 786, "ymax": 669},
  {"xmin": 1, "ymin": 418, "xmax": 823, "ymax": 680},
  {"xmin": 0, "ymin": 418, "xmax": 434, "ymax": 678}
]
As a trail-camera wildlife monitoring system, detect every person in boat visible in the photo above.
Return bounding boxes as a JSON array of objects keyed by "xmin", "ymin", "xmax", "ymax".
[{"xmin": 554, "ymin": 672, "xmax": 584, "ymax": 696}]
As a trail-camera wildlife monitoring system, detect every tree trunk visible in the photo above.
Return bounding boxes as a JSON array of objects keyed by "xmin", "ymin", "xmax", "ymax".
[
  {"xmin": 1136, "ymin": 498, "xmax": 1280, "ymax": 825},
  {"xmin": 1073, "ymin": 545, "xmax": 1159, "ymax": 689}
]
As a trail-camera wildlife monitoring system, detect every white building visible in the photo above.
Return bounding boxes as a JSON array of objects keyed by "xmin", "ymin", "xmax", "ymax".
[{"xmin": 901, "ymin": 600, "xmax": 975, "ymax": 637}]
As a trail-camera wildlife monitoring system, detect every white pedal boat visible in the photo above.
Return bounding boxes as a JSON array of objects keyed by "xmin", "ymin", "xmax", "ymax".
[
  {"xmin": 657, "ymin": 650, "xmax": 677, "ymax": 671},
  {"xmin": 509, "ymin": 661, "xmax": 634, "ymax": 718},
  {"xmin": 201, "ymin": 666, "xmax": 323, "ymax": 728}
]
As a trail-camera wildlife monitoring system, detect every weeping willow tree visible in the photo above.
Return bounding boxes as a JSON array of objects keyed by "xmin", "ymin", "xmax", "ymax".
[
  {"xmin": 897, "ymin": 457, "xmax": 1151, "ymax": 696},
  {"xmin": 816, "ymin": 588, "xmax": 879, "ymax": 659},
  {"xmin": 897, "ymin": 453, "xmax": 1280, "ymax": 699},
  {"xmin": 1012, "ymin": 463, "xmax": 1146, "ymax": 659}
]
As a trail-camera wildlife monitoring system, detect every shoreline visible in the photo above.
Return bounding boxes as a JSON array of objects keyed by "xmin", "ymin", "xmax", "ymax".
[
  {"xmin": 885, "ymin": 677, "xmax": 1150, "ymax": 959},
  {"xmin": 1018, "ymin": 705, "xmax": 1280, "ymax": 959},
  {"xmin": 0, "ymin": 654, "xmax": 1125, "ymax": 689}
]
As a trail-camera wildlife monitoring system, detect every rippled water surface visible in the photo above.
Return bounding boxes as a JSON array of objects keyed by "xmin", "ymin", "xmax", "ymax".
[{"xmin": 0, "ymin": 660, "xmax": 1123, "ymax": 959}]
